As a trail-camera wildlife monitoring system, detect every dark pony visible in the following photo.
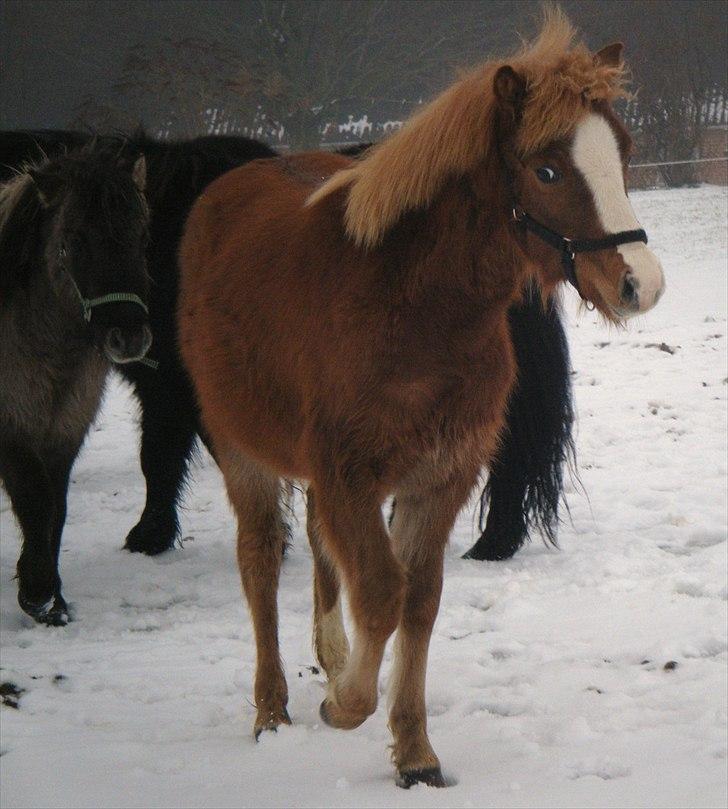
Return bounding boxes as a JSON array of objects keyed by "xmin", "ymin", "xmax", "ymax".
[
  {"xmin": 0, "ymin": 141, "xmax": 151, "ymax": 625},
  {"xmin": 1, "ymin": 131, "xmax": 278, "ymax": 564},
  {"xmin": 178, "ymin": 10, "xmax": 663, "ymax": 787},
  {"xmin": 1, "ymin": 130, "xmax": 573, "ymax": 567}
]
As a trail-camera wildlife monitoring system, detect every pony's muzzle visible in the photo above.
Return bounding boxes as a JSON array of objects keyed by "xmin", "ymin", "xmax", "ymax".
[
  {"xmin": 104, "ymin": 324, "xmax": 153, "ymax": 364},
  {"xmin": 617, "ymin": 246, "xmax": 666, "ymax": 317}
]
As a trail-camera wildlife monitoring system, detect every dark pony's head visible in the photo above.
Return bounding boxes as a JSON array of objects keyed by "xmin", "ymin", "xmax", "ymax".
[{"xmin": 0, "ymin": 140, "xmax": 152, "ymax": 363}]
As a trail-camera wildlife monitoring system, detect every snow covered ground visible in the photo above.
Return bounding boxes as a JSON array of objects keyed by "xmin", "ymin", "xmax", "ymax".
[{"xmin": 1, "ymin": 185, "xmax": 726, "ymax": 809}]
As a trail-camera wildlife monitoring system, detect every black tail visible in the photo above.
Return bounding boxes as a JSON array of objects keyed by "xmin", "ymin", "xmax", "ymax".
[{"xmin": 464, "ymin": 285, "xmax": 575, "ymax": 561}]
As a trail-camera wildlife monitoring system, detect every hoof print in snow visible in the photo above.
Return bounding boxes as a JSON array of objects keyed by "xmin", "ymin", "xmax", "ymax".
[
  {"xmin": 644, "ymin": 342, "xmax": 678, "ymax": 354},
  {"xmin": 0, "ymin": 682, "xmax": 25, "ymax": 709}
]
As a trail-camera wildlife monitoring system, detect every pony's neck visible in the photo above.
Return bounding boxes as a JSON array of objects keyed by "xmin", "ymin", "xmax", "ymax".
[{"xmin": 386, "ymin": 155, "xmax": 528, "ymax": 311}]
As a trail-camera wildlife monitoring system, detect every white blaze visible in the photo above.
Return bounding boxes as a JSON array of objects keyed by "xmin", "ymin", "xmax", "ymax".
[{"xmin": 571, "ymin": 113, "xmax": 665, "ymax": 313}]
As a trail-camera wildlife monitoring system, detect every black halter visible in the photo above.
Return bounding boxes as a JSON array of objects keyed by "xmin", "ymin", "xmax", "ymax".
[{"xmin": 511, "ymin": 205, "xmax": 648, "ymax": 299}]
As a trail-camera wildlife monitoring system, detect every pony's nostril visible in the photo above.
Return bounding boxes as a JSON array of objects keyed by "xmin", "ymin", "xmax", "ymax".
[
  {"xmin": 104, "ymin": 325, "xmax": 151, "ymax": 362},
  {"xmin": 621, "ymin": 275, "xmax": 639, "ymax": 309},
  {"xmin": 107, "ymin": 327, "xmax": 125, "ymax": 354}
]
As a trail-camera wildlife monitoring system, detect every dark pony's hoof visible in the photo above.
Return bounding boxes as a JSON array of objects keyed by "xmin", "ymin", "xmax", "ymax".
[
  {"xmin": 124, "ymin": 513, "xmax": 178, "ymax": 556},
  {"xmin": 396, "ymin": 767, "xmax": 447, "ymax": 789},
  {"xmin": 462, "ymin": 535, "xmax": 521, "ymax": 561},
  {"xmin": 18, "ymin": 590, "xmax": 69, "ymax": 626}
]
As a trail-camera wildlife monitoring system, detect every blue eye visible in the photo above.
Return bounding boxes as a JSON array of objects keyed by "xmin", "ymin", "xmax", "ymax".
[{"xmin": 536, "ymin": 166, "xmax": 561, "ymax": 184}]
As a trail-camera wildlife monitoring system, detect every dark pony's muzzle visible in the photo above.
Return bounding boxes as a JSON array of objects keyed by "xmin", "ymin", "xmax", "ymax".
[
  {"xmin": 66, "ymin": 273, "xmax": 154, "ymax": 364},
  {"xmin": 103, "ymin": 322, "xmax": 153, "ymax": 364}
]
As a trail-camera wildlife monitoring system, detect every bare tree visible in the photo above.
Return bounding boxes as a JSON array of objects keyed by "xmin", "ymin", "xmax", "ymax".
[
  {"xmin": 223, "ymin": 0, "xmax": 532, "ymax": 148},
  {"xmin": 69, "ymin": 94, "xmax": 139, "ymax": 135},
  {"xmin": 113, "ymin": 36, "xmax": 243, "ymax": 138},
  {"xmin": 571, "ymin": 0, "xmax": 727, "ymax": 186}
]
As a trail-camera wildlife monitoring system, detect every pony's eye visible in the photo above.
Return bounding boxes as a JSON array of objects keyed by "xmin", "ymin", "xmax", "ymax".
[
  {"xmin": 536, "ymin": 166, "xmax": 561, "ymax": 184},
  {"xmin": 59, "ymin": 243, "xmax": 68, "ymax": 259}
]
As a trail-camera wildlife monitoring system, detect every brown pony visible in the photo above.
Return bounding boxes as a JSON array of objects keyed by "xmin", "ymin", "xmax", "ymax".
[{"xmin": 178, "ymin": 10, "xmax": 664, "ymax": 788}]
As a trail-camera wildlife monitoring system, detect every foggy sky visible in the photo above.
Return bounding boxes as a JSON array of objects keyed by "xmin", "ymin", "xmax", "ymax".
[{"xmin": 1, "ymin": 0, "xmax": 726, "ymax": 132}]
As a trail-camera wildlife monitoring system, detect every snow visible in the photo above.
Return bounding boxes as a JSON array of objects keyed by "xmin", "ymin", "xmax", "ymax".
[{"xmin": 1, "ymin": 185, "xmax": 727, "ymax": 809}]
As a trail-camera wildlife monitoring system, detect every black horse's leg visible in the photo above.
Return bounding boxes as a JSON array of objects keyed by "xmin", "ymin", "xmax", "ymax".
[
  {"xmin": 0, "ymin": 440, "xmax": 69, "ymax": 625},
  {"xmin": 462, "ymin": 447, "xmax": 529, "ymax": 561},
  {"xmin": 464, "ymin": 288, "xmax": 575, "ymax": 561},
  {"xmin": 124, "ymin": 382, "xmax": 199, "ymax": 555}
]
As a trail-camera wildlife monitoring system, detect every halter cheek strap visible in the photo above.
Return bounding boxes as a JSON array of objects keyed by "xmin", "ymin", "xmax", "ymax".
[
  {"xmin": 64, "ymin": 269, "xmax": 149, "ymax": 323},
  {"xmin": 511, "ymin": 205, "xmax": 648, "ymax": 299}
]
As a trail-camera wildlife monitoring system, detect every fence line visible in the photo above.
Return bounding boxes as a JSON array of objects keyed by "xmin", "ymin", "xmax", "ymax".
[{"xmin": 630, "ymin": 157, "xmax": 728, "ymax": 169}]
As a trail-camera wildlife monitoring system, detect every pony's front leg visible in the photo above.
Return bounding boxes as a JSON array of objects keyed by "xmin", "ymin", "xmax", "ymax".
[
  {"xmin": 124, "ymin": 380, "xmax": 199, "ymax": 555},
  {"xmin": 314, "ymin": 478, "xmax": 406, "ymax": 731},
  {"xmin": 0, "ymin": 440, "xmax": 75, "ymax": 626},
  {"xmin": 306, "ymin": 487, "xmax": 349, "ymax": 681},
  {"xmin": 218, "ymin": 446, "xmax": 291, "ymax": 739},
  {"xmin": 388, "ymin": 475, "xmax": 476, "ymax": 788}
]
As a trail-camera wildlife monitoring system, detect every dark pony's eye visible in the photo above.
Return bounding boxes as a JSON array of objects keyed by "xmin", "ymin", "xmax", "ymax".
[
  {"xmin": 59, "ymin": 243, "xmax": 68, "ymax": 259},
  {"xmin": 535, "ymin": 166, "xmax": 562, "ymax": 184}
]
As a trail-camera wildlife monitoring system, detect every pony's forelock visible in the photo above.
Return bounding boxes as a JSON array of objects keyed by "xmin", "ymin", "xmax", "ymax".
[{"xmin": 308, "ymin": 6, "xmax": 629, "ymax": 249}]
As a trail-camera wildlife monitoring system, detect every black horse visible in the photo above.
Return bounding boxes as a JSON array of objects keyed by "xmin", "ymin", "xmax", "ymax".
[
  {"xmin": 1, "ymin": 130, "xmax": 574, "ymax": 577},
  {"xmin": 0, "ymin": 140, "xmax": 151, "ymax": 625}
]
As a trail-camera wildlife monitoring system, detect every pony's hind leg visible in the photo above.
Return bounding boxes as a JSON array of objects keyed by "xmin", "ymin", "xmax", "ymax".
[
  {"xmin": 306, "ymin": 487, "xmax": 349, "ymax": 681},
  {"xmin": 313, "ymin": 477, "xmax": 406, "ymax": 731},
  {"xmin": 388, "ymin": 473, "xmax": 476, "ymax": 788},
  {"xmin": 218, "ymin": 445, "xmax": 291, "ymax": 738}
]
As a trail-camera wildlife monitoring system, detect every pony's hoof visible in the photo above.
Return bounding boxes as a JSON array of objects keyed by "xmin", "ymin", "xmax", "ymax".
[
  {"xmin": 396, "ymin": 767, "xmax": 447, "ymax": 789},
  {"xmin": 254, "ymin": 707, "xmax": 291, "ymax": 740},
  {"xmin": 124, "ymin": 517, "xmax": 177, "ymax": 556},
  {"xmin": 18, "ymin": 591, "xmax": 69, "ymax": 626},
  {"xmin": 462, "ymin": 537, "xmax": 520, "ymax": 561},
  {"xmin": 319, "ymin": 698, "xmax": 368, "ymax": 730}
]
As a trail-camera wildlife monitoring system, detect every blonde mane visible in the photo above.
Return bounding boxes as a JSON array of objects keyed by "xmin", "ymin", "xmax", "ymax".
[
  {"xmin": 307, "ymin": 7, "xmax": 629, "ymax": 249},
  {"xmin": 0, "ymin": 171, "xmax": 36, "ymax": 234}
]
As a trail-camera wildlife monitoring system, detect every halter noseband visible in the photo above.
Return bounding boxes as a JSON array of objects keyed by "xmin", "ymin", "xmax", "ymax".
[
  {"xmin": 64, "ymin": 266, "xmax": 159, "ymax": 369},
  {"xmin": 61, "ymin": 255, "xmax": 149, "ymax": 324},
  {"xmin": 511, "ymin": 205, "xmax": 648, "ymax": 299}
]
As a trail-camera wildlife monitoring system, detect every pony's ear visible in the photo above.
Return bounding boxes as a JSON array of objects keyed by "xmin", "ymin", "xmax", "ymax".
[
  {"xmin": 132, "ymin": 155, "xmax": 146, "ymax": 192},
  {"xmin": 493, "ymin": 65, "xmax": 527, "ymax": 114},
  {"xmin": 593, "ymin": 42, "xmax": 624, "ymax": 68}
]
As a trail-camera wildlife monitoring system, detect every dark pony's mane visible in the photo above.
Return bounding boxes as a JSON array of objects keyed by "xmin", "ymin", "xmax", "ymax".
[
  {"xmin": 0, "ymin": 141, "xmax": 149, "ymax": 292},
  {"xmin": 0, "ymin": 171, "xmax": 42, "ymax": 291}
]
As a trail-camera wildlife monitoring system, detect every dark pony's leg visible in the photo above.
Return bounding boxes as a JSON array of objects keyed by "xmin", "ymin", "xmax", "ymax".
[
  {"xmin": 123, "ymin": 375, "xmax": 199, "ymax": 555},
  {"xmin": 464, "ymin": 286, "xmax": 575, "ymax": 561},
  {"xmin": 1, "ymin": 439, "xmax": 76, "ymax": 625}
]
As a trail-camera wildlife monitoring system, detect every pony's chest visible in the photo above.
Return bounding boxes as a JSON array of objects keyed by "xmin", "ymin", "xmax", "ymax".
[{"xmin": 0, "ymin": 315, "xmax": 107, "ymax": 442}]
